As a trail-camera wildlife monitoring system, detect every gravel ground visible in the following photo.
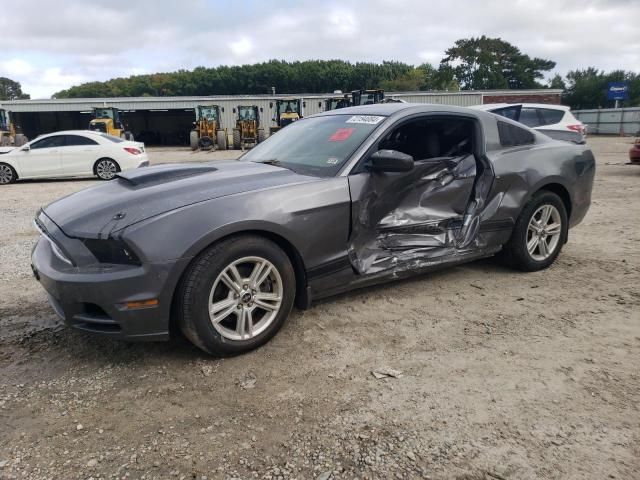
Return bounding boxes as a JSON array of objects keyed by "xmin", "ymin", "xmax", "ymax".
[{"xmin": 0, "ymin": 139, "xmax": 639, "ymax": 480}]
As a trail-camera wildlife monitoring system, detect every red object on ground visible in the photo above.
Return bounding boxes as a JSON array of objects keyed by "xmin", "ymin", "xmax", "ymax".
[{"xmin": 629, "ymin": 139, "xmax": 640, "ymax": 164}]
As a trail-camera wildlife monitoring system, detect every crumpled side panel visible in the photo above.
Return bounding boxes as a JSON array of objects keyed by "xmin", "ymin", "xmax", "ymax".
[{"xmin": 348, "ymin": 154, "xmax": 494, "ymax": 274}]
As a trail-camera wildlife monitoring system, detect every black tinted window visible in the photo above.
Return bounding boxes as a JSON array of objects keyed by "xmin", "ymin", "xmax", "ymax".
[
  {"xmin": 498, "ymin": 121, "xmax": 535, "ymax": 147},
  {"xmin": 491, "ymin": 106, "xmax": 520, "ymax": 120},
  {"xmin": 64, "ymin": 135, "xmax": 99, "ymax": 146},
  {"xmin": 537, "ymin": 108, "xmax": 565, "ymax": 126},
  {"xmin": 30, "ymin": 136, "xmax": 65, "ymax": 149},
  {"xmin": 519, "ymin": 108, "xmax": 540, "ymax": 127}
]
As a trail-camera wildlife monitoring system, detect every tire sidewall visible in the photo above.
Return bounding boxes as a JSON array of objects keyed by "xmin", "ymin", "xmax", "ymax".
[
  {"xmin": 182, "ymin": 236, "xmax": 295, "ymax": 355},
  {"xmin": 511, "ymin": 191, "xmax": 568, "ymax": 271},
  {"xmin": 95, "ymin": 158, "xmax": 119, "ymax": 180},
  {"xmin": 0, "ymin": 163, "xmax": 17, "ymax": 184}
]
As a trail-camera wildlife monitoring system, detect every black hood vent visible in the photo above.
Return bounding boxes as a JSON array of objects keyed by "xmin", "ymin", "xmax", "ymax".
[{"xmin": 116, "ymin": 164, "xmax": 218, "ymax": 187}]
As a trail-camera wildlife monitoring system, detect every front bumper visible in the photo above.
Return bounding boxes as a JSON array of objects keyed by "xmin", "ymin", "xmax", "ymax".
[{"xmin": 31, "ymin": 235, "xmax": 187, "ymax": 342}]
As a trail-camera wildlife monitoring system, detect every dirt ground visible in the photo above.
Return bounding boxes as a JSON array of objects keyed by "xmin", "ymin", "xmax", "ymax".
[{"xmin": 0, "ymin": 139, "xmax": 639, "ymax": 480}]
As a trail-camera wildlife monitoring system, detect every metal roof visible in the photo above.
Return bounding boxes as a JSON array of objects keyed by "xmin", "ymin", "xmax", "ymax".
[{"xmin": 0, "ymin": 90, "xmax": 562, "ymax": 113}]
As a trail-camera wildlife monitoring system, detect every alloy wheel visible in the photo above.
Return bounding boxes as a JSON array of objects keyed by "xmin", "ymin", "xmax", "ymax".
[
  {"xmin": 208, "ymin": 256, "xmax": 283, "ymax": 341},
  {"xmin": 96, "ymin": 160, "xmax": 117, "ymax": 179},
  {"xmin": 0, "ymin": 164, "xmax": 14, "ymax": 184},
  {"xmin": 526, "ymin": 204, "xmax": 562, "ymax": 261}
]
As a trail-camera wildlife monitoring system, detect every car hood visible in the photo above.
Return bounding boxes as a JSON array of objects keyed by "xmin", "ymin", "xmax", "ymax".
[{"xmin": 43, "ymin": 161, "xmax": 320, "ymax": 239}]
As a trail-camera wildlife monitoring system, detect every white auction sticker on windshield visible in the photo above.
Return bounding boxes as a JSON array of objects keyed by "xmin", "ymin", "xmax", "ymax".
[{"xmin": 345, "ymin": 115, "xmax": 385, "ymax": 125}]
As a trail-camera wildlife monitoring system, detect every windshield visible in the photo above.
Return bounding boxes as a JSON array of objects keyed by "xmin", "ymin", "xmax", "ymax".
[
  {"xmin": 94, "ymin": 108, "xmax": 114, "ymax": 119},
  {"xmin": 238, "ymin": 106, "xmax": 256, "ymax": 120},
  {"xmin": 198, "ymin": 106, "xmax": 218, "ymax": 121},
  {"xmin": 241, "ymin": 114, "xmax": 386, "ymax": 177},
  {"xmin": 279, "ymin": 100, "xmax": 299, "ymax": 113}
]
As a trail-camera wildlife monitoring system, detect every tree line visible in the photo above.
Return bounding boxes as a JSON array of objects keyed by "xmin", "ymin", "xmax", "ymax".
[{"xmin": 1, "ymin": 37, "xmax": 638, "ymax": 110}]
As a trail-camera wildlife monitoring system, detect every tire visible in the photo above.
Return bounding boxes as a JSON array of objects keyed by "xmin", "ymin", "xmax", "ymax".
[
  {"xmin": 0, "ymin": 163, "xmax": 17, "ymax": 185},
  {"xmin": 198, "ymin": 136, "xmax": 214, "ymax": 150},
  {"xmin": 232, "ymin": 128, "xmax": 241, "ymax": 150},
  {"xmin": 257, "ymin": 128, "xmax": 266, "ymax": 143},
  {"xmin": 177, "ymin": 235, "xmax": 296, "ymax": 356},
  {"xmin": 190, "ymin": 130, "xmax": 199, "ymax": 150},
  {"xmin": 94, "ymin": 158, "xmax": 120, "ymax": 180},
  {"xmin": 216, "ymin": 130, "xmax": 227, "ymax": 150},
  {"xmin": 503, "ymin": 191, "xmax": 568, "ymax": 271}
]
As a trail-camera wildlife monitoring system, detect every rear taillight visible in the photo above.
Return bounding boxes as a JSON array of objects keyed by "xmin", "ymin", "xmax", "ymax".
[
  {"xmin": 124, "ymin": 147, "xmax": 142, "ymax": 155},
  {"xmin": 567, "ymin": 124, "xmax": 584, "ymax": 133}
]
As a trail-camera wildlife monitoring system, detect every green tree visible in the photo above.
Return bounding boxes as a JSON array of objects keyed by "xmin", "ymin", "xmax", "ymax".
[
  {"xmin": 0, "ymin": 77, "xmax": 30, "ymax": 100},
  {"xmin": 563, "ymin": 68, "xmax": 640, "ymax": 109},
  {"xmin": 548, "ymin": 74, "xmax": 566, "ymax": 90},
  {"xmin": 439, "ymin": 36, "xmax": 555, "ymax": 90}
]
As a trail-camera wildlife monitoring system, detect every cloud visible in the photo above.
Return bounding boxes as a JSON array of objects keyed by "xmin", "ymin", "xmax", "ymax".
[{"xmin": 0, "ymin": 0, "xmax": 638, "ymax": 98}]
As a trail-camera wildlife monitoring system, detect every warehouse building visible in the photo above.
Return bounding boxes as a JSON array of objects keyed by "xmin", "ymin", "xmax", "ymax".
[{"xmin": 1, "ymin": 89, "xmax": 561, "ymax": 146}]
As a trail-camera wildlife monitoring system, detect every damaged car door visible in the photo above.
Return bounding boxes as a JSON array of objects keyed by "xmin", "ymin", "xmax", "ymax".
[{"xmin": 347, "ymin": 114, "xmax": 492, "ymax": 274}]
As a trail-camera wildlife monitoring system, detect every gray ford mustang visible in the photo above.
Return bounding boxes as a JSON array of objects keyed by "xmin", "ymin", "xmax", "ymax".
[{"xmin": 31, "ymin": 104, "xmax": 595, "ymax": 355}]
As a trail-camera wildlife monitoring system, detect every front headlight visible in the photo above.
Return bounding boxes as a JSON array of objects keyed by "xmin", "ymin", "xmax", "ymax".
[
  {"xmin": 82, "ymin": 239, "xmax": 141, "ymax": 265},
  {"xmin": 34, "ymin": 219, "xmax": 73, "ymax": 266}
]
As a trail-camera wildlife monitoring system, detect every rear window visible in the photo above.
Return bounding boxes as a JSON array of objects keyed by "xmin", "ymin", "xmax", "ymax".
[
  {"xmin": 537, "ymin": 108, "xmax": 565, "ymax": 126},
  {"xmin": 519, "ymin": 108, "xmax": 540, "ymax": 127},
  {"xmin": 497, "ymin": 121, "xmax": 535, "ymax": 147},
  {"xmin": 97, "ymin": 133, "xmax": 125, "ymax": 143}
]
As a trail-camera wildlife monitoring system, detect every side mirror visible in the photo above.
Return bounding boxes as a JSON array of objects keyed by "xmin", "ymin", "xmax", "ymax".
[
  {"xmin": 368, "ymin": 150, "xmax": 414, "ymax": 173},
  {"xmin": 232, "ymin": 108, "xmax": 236, "ymax": 114},
  {"xmin": 260, "ymin": 107, "xmax": 263, "ymax": 112},
  {"xmin": 21, "ymin": 145, "xmax": 30, "ymax": 152}
]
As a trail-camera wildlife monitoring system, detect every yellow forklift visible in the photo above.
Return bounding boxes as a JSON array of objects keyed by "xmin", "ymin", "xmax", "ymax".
[
  {"xmin": 190, "ymin": 105, "xmax": 227, "ymax": 150},
  {"xmin": 324, "ymin": 94, "xmax": 351, "ymax": 111},
  {"xmin": 351, "ymin": 89, "xmax": 385, "ymax": 106},
  {"xmin": 88, "ymin": 107, "xmax": 133, "ymax": 140},
  {"xmin": 0, "ymin": 108, "xmax": 27, "ymax": 146},
  {"xmin": 270, "ymin": 98, "xmax": 302, "ymax": 135},
  {"xmin": 232, "ymin": 105, "xmax": 265, "ymax": 150}
]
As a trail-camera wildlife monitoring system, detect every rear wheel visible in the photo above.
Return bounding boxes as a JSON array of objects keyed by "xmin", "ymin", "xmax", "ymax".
[
  {"xmin": 257, "ymin": 128, "xmax": 266, "ymax": 143},
  {"xmin": 216, "ymin": 130, "xmax": 227, "ymax": 150},
  {"xmin": 0, "ymin": 163, "xmax": 17, "ymax": 184},
  {"xmin": 503, "ymin": 191, "xmax": 568, "ymax": 271},
  {"xmin": 232, "ymin": 128, "xmax": 241, "ymax": 150},
  {"xmin": 177, "ymin": 235, "xmax": 296, "ymax": 356},
  {"xmin": 94, "ymin": 158, "xmax": 120, "ymax": 180},
  {"xmin": 190, "ymin": 130, "xmax": 199, "ymax": 150}
]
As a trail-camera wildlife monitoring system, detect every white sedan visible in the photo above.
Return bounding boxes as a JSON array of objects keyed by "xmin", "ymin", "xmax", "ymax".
[{"xmin": 0, "ymin": 130, "xmax": 148, "ymax": 185}]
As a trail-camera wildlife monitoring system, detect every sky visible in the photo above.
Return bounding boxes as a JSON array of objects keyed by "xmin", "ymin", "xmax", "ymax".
[{"xmin": 1, "ymin": 0, "xmax": 638, "ymax": 99}]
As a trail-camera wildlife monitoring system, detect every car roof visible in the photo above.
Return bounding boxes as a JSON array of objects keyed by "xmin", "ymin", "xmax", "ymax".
[
  {"xmin": 314, "ymin": 102, "xmax": 487, "ymax": 117},
  {"xmin": 471, "ymin": 103, "xmax": 571, "ymax": 111}
]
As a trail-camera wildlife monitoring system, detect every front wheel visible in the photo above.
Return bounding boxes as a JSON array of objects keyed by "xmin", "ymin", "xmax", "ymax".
[
  {"xmin": 177, "ymin": 235, "xmax": 296, "ymax": 356},
  {"xmin": 503, "ymin": 191, "xmax": 568, "ymax": 271},
  {"xmin": 94, "ymin": 158, "xmax": 120, "ymax": 180}
]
